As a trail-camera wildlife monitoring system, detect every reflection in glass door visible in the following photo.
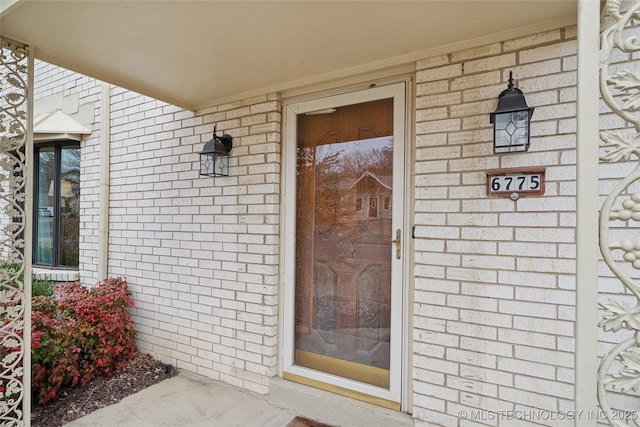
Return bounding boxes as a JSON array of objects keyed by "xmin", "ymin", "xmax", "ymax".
[{"xmin": 295, "ymin": 99, "xmax": 394, "ymax": 388}]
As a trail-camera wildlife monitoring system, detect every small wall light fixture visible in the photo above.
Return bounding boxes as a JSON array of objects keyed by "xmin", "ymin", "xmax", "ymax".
[
  {"xmin": 489, "ymin": 72, "xmax": 535, "ymax": 154},
  {"xmin": 200, "ymin": 126, "xmax": 233, "ymax": 176}
]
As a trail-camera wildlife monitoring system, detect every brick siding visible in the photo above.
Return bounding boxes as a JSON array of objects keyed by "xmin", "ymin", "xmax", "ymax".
[
  {"xmin": 412, "ymin": 28, "xmax": 579, "ymax": 425},
  {"xmin": 106, "ymin": 89, "xmax": 282, "ymax": 393}
]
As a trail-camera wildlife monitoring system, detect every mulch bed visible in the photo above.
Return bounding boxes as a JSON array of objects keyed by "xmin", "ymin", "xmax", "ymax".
[{"xmin": 31, "ymin": 352, "xmax": 176, "ymax": 427}]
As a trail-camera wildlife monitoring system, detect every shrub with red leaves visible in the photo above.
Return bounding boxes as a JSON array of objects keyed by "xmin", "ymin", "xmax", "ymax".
[{"xmin": 31, "ymin": 277, "xmax": 136, "ymax": 404}]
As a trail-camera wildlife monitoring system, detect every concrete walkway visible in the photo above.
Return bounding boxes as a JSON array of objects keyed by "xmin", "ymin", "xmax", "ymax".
[{"xmin": 65, "ymin": 372, "xmax": 414, "ymax": 427}]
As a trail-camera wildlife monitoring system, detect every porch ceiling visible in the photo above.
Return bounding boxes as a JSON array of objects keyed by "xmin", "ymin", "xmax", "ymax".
[{"xmin": 0, "ymin": 0, "xmax": 576, "ymax": 112}]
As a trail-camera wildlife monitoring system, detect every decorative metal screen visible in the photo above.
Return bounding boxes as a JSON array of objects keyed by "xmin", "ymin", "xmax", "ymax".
[
  {"xmin": 598, "ymin": 1, "xmax": 640, "ymax": 425},
  {"xmin": 0, "ymin": 37, "xmax": 29, "ymax": 426}
]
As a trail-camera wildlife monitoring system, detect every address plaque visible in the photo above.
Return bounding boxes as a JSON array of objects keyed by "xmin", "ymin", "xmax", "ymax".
[{"xmin": 486, "ymin": 167, "xmax": 545, "ymax": 200}]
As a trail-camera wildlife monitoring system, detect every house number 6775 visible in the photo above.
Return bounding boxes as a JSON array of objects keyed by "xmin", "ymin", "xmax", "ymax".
[
  {"xmin": 490, "ymin": 175, "xmax": 540, "ymax": 191},
  {"xmin": 486, "ymin": 168, "xmax": 545, "ymax": 198}
]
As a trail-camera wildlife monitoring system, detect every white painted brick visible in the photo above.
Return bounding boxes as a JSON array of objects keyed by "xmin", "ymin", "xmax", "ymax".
[
  {"xmin": 497, "ymin": 357, "xmax": 555, "ymax": 379},
  {"xmin": 520, "ymin": 40, "xmax": 577, "ymax": 64},
  {"xmin": 416, "ymin": 80, "xmax": 450, "ymax": 96},
  {"xmin": 448, "ymin": 321, "xmax": 497, "ymax": 340},
  {"xmin": 460, "ymin": 364, "xmax": 513, "ymax": 387},
  {"xmin": 513, "ymin": 315, "xmax": 573, "ymax": 337},
  {"xmin": 451, "ymin": 71, "xmax": 502, "ymax": 91},
  {"xmin": 514, "ymin": 227, "xmax": 574, "ymax": 243},
  {"xmin": 464, "ymin": 54, "xmax": 516, "ymax": 75},
  {"xmin": 499, "ymin": 328, "xmax": 556, "ymax": 350},
  {"xmin": 516, "ymin": 287, "xmax": 575, "ymax": 305},
  {"xmin": 498, "ymin": 242, "xmax": 557, "ymax": 257},
  {"xmin": 417, "ymin": 117, "xmax": 462, "ymax": 133},
  {"xmin": 415, "ymin": 330, "xmax": 459, "ymax": 348},
  {"xmin": 498, "ymin": 386, "xmax": 559, "ymax": 411},
  {"xmin": 415, "ymin": 303, "xmax": 459, "ymax": 322},
  {"xmin": 509, "ymin": 59, "xmax": 563, "ymax": 81},
  {"xmin": 461, "ymin": 309, "xmax": 512, "ymax": 328},
  {"xmin": 447, "ymin": 267, "xmax": 498, "ymax": 284},
  {"xmin": 415, "ymin": 277, "xmax": 460, "ymax": 294},
  {"xmin": 450, "ymin": 99, "xmax": 495, "ymax": 118},
  {"xmin": 499, "ymin": 298, "xmax": 558, "ymax": 319},
  {"xmin": 448, "ymin": 374, "xmax": 499, "ymax": 397},
  {"xmin": 415, "ymin": 355, "xmax": 459, "ymax": 376},
  {"xmin": 517, "ymin": 257, "xmax": 575, "ymax": 275},
  {"xmin": 452, "ymin": 42, "xmax": 502, "ymax": 61},
  {"xmin": 519, "ymin": 71, "xmax": 576, "ymax": 93},
  {"xmin": 448, "ymin": 239, "xmax": 497, "ymax": 255},
  {"xmin": 450, "ymin": 129, "xmax": 492, "ymax": 145},
  {"xmin": 461, "ymin": 254, "xmax": 514, "ymax": 270},
  {"xmin": 461, "ymin": 336, "xmax": 512, "ymax": 357},
  {"xmin": 563, "ymin": 55, "xmax": 577, "ymax": 71},
  {"xmin": 415, "ymin": 380, "xmax": 459, "ymax": 402},
  {"xmin": 416, "ymin": 54, "xmax": 451, "ymax": 71},
  {"xmin": 462, "ymin": 82, "xmax": 509, "ymax": 102},
  {"xmin": 558, "ymin": 306, "xmax": 575, "ymax": 321},
  {"xmin": 419, "ymin": 63, "xmax": 463, "ymax": 81},
  {"xmin": 460, "ymin": 226, "xmax": 513, "ymax": 241},
  {"xmin": 461, "ymin": 283, "xmax": 513, "ymax": 300},
  {"xmin": 557, "ymin": 336, "xmax": 575, "ymax": 353},
  {"xmin": 503, "ymin": 29, "xmax": 563, "ymax": 51},
  {"xmin": 446, "ymin": 348, "xmax": 496, "ymax": 369},
  {"xmin": 448, "ymin": 294, "xmax": 498, "ymax": 311}
]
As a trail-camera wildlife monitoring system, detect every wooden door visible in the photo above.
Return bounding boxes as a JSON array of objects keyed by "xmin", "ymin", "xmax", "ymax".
[{"xmin": 294, "ymin": 98, "xmax": 394, "ymax": 388}]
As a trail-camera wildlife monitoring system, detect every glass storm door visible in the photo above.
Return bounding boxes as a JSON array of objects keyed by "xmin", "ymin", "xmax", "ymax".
[{"xmin": 283, "ymin": 83, "xmax": 407, "ymax": 408}]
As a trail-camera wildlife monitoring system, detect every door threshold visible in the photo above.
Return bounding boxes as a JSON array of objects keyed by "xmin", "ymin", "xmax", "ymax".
[
  {"xmin": 270, "ymin": 376, "xmax": 413, "ymax": 426},
  {"xmin": 294, "ymin": 349, "xmax": 390, "ymax": 389},
  {"xmin": 283, "ymin": 371, "xmax": 398, "ymax": 410}
]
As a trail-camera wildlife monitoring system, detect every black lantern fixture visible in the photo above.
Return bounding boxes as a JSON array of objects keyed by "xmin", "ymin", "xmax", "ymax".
[
  {"xmin": 200, "ymin": 126, "xmax": 233, "ymax": 176},
  {"xmin": 489, "ymin": 72, "xmax": 535, "ymax": 154}
]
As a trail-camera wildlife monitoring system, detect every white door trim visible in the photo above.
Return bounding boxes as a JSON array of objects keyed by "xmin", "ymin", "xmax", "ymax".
[{"xmin": 280, "ymin": 82, "xmax": 409, "ymax": 406}]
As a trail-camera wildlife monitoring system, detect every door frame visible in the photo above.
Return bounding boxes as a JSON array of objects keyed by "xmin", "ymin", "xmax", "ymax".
[{"xmin": 280, "ymin": 81, "xmax": 412, "ymax": 409}]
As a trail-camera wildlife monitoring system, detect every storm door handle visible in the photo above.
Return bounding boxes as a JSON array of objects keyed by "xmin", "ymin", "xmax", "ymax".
[{"xmin": 390, "ymin": 229, "xmax": 401, "ymax": 260}]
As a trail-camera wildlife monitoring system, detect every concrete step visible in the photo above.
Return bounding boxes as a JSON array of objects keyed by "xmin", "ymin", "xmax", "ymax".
[{"xmin": 268, "ymin": 377, "xmax": 414, "ymax": 427}]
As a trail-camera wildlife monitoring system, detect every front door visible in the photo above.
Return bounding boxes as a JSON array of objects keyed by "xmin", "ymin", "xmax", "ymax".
[{"xmin": 283, "ymin": 83, "xmax": 407, "ymax": 409}]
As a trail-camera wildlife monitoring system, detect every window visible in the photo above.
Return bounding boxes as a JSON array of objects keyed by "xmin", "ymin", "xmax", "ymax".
[{"xmin": 34, "ymin": 143, "xmax": 80, "ymax": 268}]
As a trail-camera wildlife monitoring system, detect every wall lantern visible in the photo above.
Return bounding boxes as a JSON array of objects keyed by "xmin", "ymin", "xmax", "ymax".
[
  {"xmin": 200, "ymin": 126, "xmax": 233, "ymax": 176},
  {"xmin": 489, "ymin": 72, "xmax": 535, "ymax": 154}
]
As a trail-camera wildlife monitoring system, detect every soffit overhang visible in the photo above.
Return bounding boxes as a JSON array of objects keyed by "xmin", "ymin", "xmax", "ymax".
[{"xmin": 1, "ymin": 1, "xmax": 577, "ymax": 112}]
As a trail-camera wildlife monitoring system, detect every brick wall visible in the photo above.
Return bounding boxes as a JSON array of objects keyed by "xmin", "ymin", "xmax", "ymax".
[
  {"xmin": 412, "ymin": 28, "xmax": 579, "ymax": 425},
  {"xmin": 33, "ymin": 60, "xmax": 102, "ymax": 283},
  {"xmin": 34, "ymin": 61, "xmax": 282, "ymax": 393},
  {"xmin": 106, "ymin": 89, "xmax": 282, "ymax": 394}
]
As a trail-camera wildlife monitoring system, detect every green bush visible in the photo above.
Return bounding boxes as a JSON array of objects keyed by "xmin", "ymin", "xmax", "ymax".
[
  {"xmin": 32, "ymin": 278, "xmax": 54, "ymax": 297},
  {"xmin": 31, "ymin": 277, "xmax": 136, "ymax": 404},
  {"xmin": 0, "ymin": 262, "xmax": 55, "ymax": 297}
]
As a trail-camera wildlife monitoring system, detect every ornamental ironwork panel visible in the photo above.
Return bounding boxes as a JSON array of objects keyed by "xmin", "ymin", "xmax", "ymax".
[
  {"xmin": 0, "ymin": 37, "xmax": 28, "ymax": 426},
  {"xmin": 598, "ymin": 1, "xmax": 640, "ymax": 425}
]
